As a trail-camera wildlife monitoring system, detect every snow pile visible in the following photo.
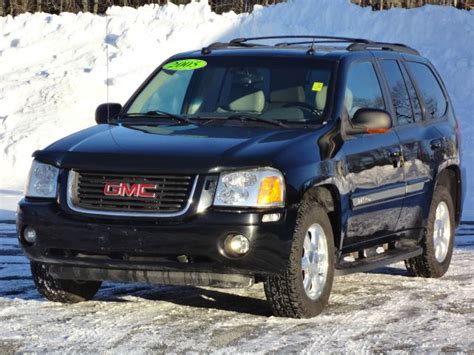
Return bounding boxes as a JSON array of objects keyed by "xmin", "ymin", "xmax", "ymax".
[
  {"xmin": 0, "ymin": 189, "xmax": 21, "ymax": 220},
  {"xmin": 1, "ymin": 0, "xmax": 473, "ymax": 217}
]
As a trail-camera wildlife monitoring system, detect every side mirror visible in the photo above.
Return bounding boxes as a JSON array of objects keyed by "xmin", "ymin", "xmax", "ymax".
[
  {"xmin": 95, "ymin": 103, "xmax": 122, "ymax": 124},
  {"xmin": 346, "ymin": 108, "xmax": 392, "ymax": 135}
]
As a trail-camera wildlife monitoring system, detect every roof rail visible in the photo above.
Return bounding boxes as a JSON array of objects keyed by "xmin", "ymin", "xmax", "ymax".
[
  {"xmin": 230, "ymin": 35, "xmax": 371, "ymax": 45},
  {"xmin": 201, "ymin": 35, "xmax": 419, "ymax": 56},
  {"xmin": 275, "ymin": 40, "xmax": 359, "ymax": 46},
  {"xmin": 347, "ymin": 42, "xmax": 420, "ymax": 55},
  {"xmin": 201, "ymin": 40, "xmax": 269, "ymax": 54}
]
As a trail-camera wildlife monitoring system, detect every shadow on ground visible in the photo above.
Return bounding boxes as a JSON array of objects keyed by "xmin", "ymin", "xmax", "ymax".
[{"xmin": 99, "ymin": 284, "xmax": 273, "ymax": 317}]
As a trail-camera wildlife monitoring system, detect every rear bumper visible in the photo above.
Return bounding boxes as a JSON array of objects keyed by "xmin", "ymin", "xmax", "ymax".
[{"xmin": 17, "ymin": 199, "xmax": 297, "ymax": 282}]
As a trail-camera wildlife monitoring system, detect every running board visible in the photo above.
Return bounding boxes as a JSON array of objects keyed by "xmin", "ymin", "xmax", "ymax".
[
  {"xmin": 48, "ymin": 265, "xmax": 255, "ymax": 288},
  {"xmin": 335, "ymin": 246, "xmax": 423, "ymax": 276}
]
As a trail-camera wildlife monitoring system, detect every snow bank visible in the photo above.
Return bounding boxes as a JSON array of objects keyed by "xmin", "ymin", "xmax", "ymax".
[
  {"xmin": 1, "ymin": 0, "xmax": 473, "ymax": 217},
  {"xmin": 0, "ymin": 190, "xmax": 21, "ymax": 220}
]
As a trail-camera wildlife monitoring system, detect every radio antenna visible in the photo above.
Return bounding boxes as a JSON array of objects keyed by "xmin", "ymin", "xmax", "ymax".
[
  {"xmin": 307, "ymin": 36, "xmax": 316, "ymax": 55},
  {"xmin": 105, "ymin": 9, "xmax": 110, "ymax": 119}
]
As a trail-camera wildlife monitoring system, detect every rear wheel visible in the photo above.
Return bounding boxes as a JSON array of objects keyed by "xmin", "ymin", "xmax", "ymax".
[
  {"xmin": 31, "ymin": 262, "xmax": 102, "ymax": 303},
  {"xmin": 405, "ymin": 185, "xmax": 455, "ymax": 278},
  {"xmin": 264, "ymin": 203, "xmax": 335, "ymax": 318}
]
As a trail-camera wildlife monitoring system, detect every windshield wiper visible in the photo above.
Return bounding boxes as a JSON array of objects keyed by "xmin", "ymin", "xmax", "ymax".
[
  {"xmin": 121, "ymin": 110, "xmax": 197, "ymax": 125},
  {"xmin": 228, "ymin": 114, "xmax": 289, "ymax": 128},
  {"xmin": 204, "ymin": 114, "xmax": 288, "ymax": 128}
]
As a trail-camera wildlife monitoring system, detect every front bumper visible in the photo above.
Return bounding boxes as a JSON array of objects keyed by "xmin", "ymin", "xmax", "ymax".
[{"xmin": 17, "ymin": 199, "xmax": 297, "ymax": 284}]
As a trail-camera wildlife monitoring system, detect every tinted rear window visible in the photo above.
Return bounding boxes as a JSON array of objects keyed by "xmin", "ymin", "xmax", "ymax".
[
  {"xmin": 406, "ymin": 62, "xmax": 447, "ymax": 120},
  {"xmin": 400, "ymin": 63, "xmax": 422, "ymax": 122},
  {"xmin": 381, "ymin": 60, "xmax": 414, "ymax": 125}
]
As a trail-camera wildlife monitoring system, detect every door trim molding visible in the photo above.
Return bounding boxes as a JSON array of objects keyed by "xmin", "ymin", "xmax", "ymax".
[
  {"xmin": 406, "ymin": 181, "xmax": 426, "ymax": 194},
  {"xmin": 352, "ymin": 181, "xmax": 425, "ymax": 208}
]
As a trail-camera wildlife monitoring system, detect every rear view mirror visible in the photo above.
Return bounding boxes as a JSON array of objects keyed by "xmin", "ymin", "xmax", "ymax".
[
  {"xmin": 95, "ymin": 103, "xmax": 122, "ymax": 124},
  {"xmin": 346, "ymin": 108, "xmax": 392, "ymax": 135}
]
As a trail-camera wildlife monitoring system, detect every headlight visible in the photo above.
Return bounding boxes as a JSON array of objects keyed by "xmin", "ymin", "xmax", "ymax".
[
  {"xmin": 214, "ymin": 168, "xmax": 285, "ymax": 208},
  {"xmin": 25, "ymin": 161, "xmax": 60, "ymax": 198}
]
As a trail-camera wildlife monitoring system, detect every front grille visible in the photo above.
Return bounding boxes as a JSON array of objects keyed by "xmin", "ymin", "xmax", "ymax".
[{"xmin": 68, "ymin": 170, "xmax": 196, "ymax": 215}]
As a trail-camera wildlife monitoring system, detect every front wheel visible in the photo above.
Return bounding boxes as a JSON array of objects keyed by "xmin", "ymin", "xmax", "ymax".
[
  {"xmin": 264, "ymin": 203, "xmax": 335, "ymax": 318},
  {"xmin": 31, "ymin": 262, "xmax": 102, "ymax": 303},
  {"xmin": 405, "ymin": 185, "xmax": 455, "ymax": 278}
]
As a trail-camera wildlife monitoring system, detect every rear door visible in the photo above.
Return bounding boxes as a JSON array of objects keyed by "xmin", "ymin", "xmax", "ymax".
[
  {"xmin": 379, "ymin": 58, "xmax": 449, "ymax": 232},
  {"xmin": 340, "ymin": 60, "xmax": 405, "ymax": 249}
]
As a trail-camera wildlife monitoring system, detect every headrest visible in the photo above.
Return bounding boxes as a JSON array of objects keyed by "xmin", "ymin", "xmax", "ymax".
[
  {"xmin": 316, "ymin": 87, "xmax": 354, "ymax": 114},
  {"xmin": 229, "ymin": 90, "xmax": 265, "ymax": 112},
  {"xmin": 315, "ymin": 86, "xmax": 328, "ymax": 111},
  {"xmin": 345, "ymin": 88, "xmax": 353, "ymax": 113},
  {"xmin": 270, "ymin": 86, "xmax": 305, "ymax": 102}
]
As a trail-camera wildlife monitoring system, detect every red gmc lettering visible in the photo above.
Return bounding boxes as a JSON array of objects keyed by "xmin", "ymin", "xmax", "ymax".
[
  {"xmin": 103, "ymin": 182, "xmax": 121, "ymax": 196},
  {"xmin": 103, "ymin": 182, "xmax": 157, "ymax": 198},
  {"xmin": 136, "ymin": 184, "xmax": 157, "ymax": 198},
  {"xmin": 120, "ymin": 183, "xmax": 139, "ymax": 197}
]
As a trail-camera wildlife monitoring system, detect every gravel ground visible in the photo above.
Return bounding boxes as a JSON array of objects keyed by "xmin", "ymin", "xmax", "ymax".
[{"xmin": 0, "ymin": 222, "xmax": 473, "ymax": 353}]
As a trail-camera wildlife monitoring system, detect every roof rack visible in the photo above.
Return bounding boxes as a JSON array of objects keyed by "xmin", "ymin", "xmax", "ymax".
[
  {"xmin": 230, "ymin": 35, "xmax": 371, "ymax": 45},
  {"xmin": 201, "ymin": 35, "xmax": 419, "ymax": 56},
  {"xmin": 201, "ymin": 40, "xmax": 270, "ymax": 54},
  {"xmin": 347, "ymin": 41, "xmax": 419, "ymax": 55},
  {"xmin": 275, "ymin": 40, "xmax": 359, "ymax": 46}
]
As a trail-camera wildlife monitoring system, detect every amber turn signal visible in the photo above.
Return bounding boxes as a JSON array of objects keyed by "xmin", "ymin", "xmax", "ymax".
[
  {"xmin": 366, "ymin": 128, "xmax": 391, "ymax": 134},
  {"xmin": 257, "ymin": 176, "xmax": 283, "ymax": 206}
]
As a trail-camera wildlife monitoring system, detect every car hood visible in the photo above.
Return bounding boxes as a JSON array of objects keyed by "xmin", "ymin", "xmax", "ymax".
[{"xmin": 34, "ymin": 123, "xmax": 324, "ymax": 174}]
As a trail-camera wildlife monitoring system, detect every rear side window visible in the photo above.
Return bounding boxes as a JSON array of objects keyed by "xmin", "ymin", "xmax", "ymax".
[
  {"xmin": 406, "ymin": 62, "xmax": 447, "ymax": 120},
  {"xmin": 344, "ymin": 62, "xmax": 385, "ymax": 119},
  {"xmin": 381, "ymin": 60, "xmax": 414, "ymax": 125},
  {"xmin": 400, "ymin": 63, "xmax": 422, "ymax": 122}
]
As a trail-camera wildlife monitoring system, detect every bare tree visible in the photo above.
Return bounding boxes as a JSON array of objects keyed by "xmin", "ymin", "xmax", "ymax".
[{"xmin": 2, "ymin": 0, "xmax": 471, "ymax": 16}]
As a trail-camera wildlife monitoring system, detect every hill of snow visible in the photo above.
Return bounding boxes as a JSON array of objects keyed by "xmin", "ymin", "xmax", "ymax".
[{"xmin": 0, "ymin": 0, "xmax": 473, "ymax": 217}]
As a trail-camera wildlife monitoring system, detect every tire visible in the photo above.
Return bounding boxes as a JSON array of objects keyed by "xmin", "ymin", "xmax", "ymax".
[
  {"xmin": 264, "ymin": 202, "xmax": 335, "ymax": 318},
  {"xmin": 31, "ymin": 262, "xmax": 102, "ymax": 303},
  {"xmin": 405, "ymin": 185, "xmax": 455, "ymax": 278}
]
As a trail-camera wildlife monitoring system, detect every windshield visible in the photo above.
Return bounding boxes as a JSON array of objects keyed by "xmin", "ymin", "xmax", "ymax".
[{"xmin": 125, "ymin": 56, "xmax": 334, "ymax": 125}]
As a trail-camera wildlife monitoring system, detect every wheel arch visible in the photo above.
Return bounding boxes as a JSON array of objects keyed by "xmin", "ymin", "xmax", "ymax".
[
  {"xmin": 300, "ymin": 184, "xmax": 342, "ymax": 251},
  {"xmin": 435, "ymin": 165, "xmax": 462, "ymax": 226}
]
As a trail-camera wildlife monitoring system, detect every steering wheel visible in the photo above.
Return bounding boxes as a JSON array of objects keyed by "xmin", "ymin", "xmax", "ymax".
[{"xmin": 282, "ymin": 102, "xmax": 322, "ymax": 117}]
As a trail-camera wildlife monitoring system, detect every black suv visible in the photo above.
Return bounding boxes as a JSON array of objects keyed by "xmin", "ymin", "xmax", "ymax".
[{"xmin": 18, "ymin": 36, "xmax": 465, "ymax": 318}]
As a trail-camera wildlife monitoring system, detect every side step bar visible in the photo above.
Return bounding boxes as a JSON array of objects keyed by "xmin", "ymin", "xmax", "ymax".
[
  {"xmin": 48, "ymin": 265, "xmax": 255, "ymax": 288},
  {"xmin": 335, "ymin": 246, "xmax": 423, "ymax": 276}
]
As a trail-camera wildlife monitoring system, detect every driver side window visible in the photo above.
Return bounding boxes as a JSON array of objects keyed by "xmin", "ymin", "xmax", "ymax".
[{"xmin": 345, "ymin": 62, "xmax": 385, "ymax": 119}]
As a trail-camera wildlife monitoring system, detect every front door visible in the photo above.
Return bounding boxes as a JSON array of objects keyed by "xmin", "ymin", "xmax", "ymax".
[{"xmin": 339, "ymin": 61, "xmax": 405, "ymax": 249}]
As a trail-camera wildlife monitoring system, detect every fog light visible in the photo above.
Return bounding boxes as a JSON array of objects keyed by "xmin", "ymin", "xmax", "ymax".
[
  {"xmin": 262, "ymin": 213, "xmax": 281, "ymax": 223},
  {"xmin": 225, "ymin": 234, "xmax": 250, "ymax": 256},
  {"xmin": 23, "ymin": 226, "xmax": 37, "ymax": 244}
]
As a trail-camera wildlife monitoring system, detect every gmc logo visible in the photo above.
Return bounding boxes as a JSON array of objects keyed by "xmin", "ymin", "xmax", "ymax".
[{"xmin": 103, "ymin": 182, "xmax": 157, "ymax": 198}]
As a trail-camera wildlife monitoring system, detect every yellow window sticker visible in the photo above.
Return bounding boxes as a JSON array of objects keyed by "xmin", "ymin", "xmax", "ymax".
[
  {"xmin": 312, "ymin": 82, "xmax": 324, "ymax": 92},
  {"xmin": 163, "ymin": 59, "xmax": 207, "ymax": 71}
]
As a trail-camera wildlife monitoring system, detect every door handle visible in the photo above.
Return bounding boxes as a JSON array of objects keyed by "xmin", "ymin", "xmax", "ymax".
[
  {"xmin": 387, "ymin": 149, "xmax": 404, "ymax": 168},
  {"xmin": 387, "ymin": 150, "xmax": 402, "ymax": 158},
  {"xmin": 430, "ymin": 139, "xmax": 443, "ymax": 150}
]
